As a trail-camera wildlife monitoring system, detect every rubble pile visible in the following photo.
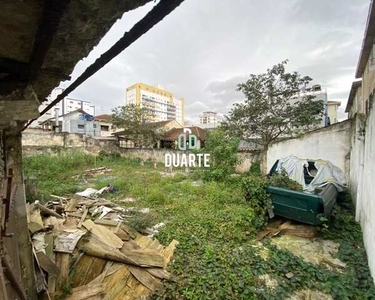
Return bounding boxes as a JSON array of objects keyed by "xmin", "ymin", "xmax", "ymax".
[{"xmin": 27, "ymin": 193, "xmax": 178, "ymax": 300}]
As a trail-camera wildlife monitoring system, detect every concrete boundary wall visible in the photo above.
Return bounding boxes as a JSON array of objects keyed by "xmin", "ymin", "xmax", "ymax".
[
  {"xmin": 266, "ymin": 120, "xmax": 352, "ymax": 177},
  {"xmin": 22, "ymin": 130, "xmax": 261, "ymax": 173},
  {"xmin": 22, "ymin": 129, "xmax": 118, "ymax": 155},
  {"xmin": 351, "ymin": 110, "xmax": 375, "ymax": 280}
]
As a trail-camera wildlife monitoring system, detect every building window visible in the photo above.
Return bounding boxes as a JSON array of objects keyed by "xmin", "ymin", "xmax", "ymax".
[
  {"xmin": 78, "ymin": 124, "xmax": 85, "ymax": 129},
  {"xmin": 93, "ymin": 124, "xmax": 97, "ymax": 128},
  {"xmin": 101, "ymin": 125, "xmax": 109, "ymax": 131}
]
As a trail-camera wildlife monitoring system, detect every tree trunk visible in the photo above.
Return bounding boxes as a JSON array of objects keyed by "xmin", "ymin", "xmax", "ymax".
[{"xmin": 260, "ymin": 144, "xmax": 269, "ymax": 175}]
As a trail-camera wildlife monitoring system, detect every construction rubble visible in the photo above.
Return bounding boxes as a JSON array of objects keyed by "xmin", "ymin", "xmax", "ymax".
[{"xmin": 26, "ymin": 193, "xmax": 178, "ymax": 300}]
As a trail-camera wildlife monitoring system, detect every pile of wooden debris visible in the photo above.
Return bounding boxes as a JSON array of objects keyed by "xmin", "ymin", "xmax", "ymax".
[
  {"xmin": 256, "ymin": 219, "xmax": 318, "ymax": 241},
  {"xmin": 27, "ymin": 194, "xmax": 178, "ymax": 300},
  {"xmin": 72, "ymin": 167, "xmax": 112, "ymax": 179}
]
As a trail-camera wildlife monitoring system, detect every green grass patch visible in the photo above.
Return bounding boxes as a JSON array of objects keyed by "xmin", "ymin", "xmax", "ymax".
[{"xmin": 23, "ymin": 152, "xmax": 375, "ymax": 299}]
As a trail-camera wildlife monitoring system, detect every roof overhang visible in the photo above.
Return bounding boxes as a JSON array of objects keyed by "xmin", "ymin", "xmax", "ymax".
[
  {"xmin": 345, "ymin": 80, "xmax": 362, "ymax": 112},
  {"xmin": 0, "ymin": 0, "xmax": 150, "ymax": 133},
  {"xmin": 355, "ymin": 1, "xmax": 375, "ymax": 78}
]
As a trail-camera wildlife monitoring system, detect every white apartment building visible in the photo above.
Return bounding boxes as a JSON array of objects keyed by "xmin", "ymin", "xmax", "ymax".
[
  {"xmin": 31, "ymin": 87, "xmax": 96, "ymax": 128},
  {"xmin": 125, "ymin": 83, "xmax": 184, "ymax": 125},
  {"xmin": 199, "ymin": 111, "xmax": 222, "ymax": 125}
]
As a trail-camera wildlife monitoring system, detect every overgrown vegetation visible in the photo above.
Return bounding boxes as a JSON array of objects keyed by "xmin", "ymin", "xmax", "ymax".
[
  {"xmin": 268, "ymin": 170, "xmax": 304, "ymax": 191},
  {"xmin": 197, "ymin": 129, "xmax": 240, "ymax": 181},
  {"xmin": 24, "ymin": 151, "xmax": 96, "ymax": 202},
  {"xmin": 23, "ymin": 152, "xmax": 375, "ymax": 299},
  {"xmin": 242, "ymin": 175, "xmax": 272, "ymax": 230},
  {"xmin": 111, "ymin": 104, "xmax": 164, "ymax": 148}
]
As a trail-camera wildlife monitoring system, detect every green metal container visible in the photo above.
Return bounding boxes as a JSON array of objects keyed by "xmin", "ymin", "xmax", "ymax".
[{"xmin": 267, "ymin": 160, "xmax": 338, "ymax": 225}]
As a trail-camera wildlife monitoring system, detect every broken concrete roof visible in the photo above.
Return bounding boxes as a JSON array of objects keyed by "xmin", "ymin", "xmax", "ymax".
[{"xmin": 0, "ymin": 0, "xmax": 150, "ymax": 132}]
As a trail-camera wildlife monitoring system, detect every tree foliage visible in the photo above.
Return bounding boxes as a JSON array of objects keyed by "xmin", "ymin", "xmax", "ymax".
[
  {"xmin": 222, "ymin": 60, "xmax": 324, "ymax": 150},
  {"xmin": 111, "ymin": 104, "xmax": 163, "ymax": 148},
  {"xmin": 200, "ymin": 129, "xmax": 240, "ymax": 181}
]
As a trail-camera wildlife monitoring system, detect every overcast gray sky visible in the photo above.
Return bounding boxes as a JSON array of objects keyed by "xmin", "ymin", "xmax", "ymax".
[{"xmin": 60, "ymin": 0, "xmax": 370, "ymax": 123}]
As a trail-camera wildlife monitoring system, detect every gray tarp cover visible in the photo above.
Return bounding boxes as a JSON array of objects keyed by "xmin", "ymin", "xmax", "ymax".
[{"xmin": 275, "ymin": 155, "xmax": 347, "ymax": 193}]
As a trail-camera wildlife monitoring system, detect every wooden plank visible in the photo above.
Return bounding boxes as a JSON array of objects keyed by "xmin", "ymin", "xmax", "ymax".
[
  {"xmin": 50, "ymin": 195, "xmax": 68, "ymax": 201},
  {"xmin": 67, "ymin": 212, "xmax": 83, "ymax": 218},
  {"xmin": 71, "ymin": 255, "xmax": 107, "ymax": 287},
  {"xmin": 162, "ymin": 239, "xmax": 179, "ymax": 267},
  {"xmin": 45, "ymin": 232, "xmax": 57, "ymax": 294},
  {"xmin": 65, "ymin": 283, "xmax": 107, "ymax": 300},
  {"xmin": 148, "ymin": 239, "xmax": 161, "ymax": 250},
  {"xmin": 35, "ymin": 202, "xmax": 63, "ymax": 218},
  {"xmin": 256, "ymin": 229, "xmax": 271, "ymax": 241},
  {"xmin": 281, "ymin": 225, "xmax": 317, "ymax": 239},
  {"xmin": 120, "ymin": 224, "xmax": 138, "ymax": 239},
  {"xmin": 55, "ymin": 253, "xmax": 70, "ymax": 291},
  {"xmin": 121, "ymin": 247, "xmax": 164, "ymax": 268},
  {"xmin": 114, "ymin": 228, "xmax": 130, "ymax": 241},
  {"xmin": 44, "ymin": 216, "xmax": 64, "ymax": 229},
  {"xmin": 77, "ymin": 206, "xmax": 88, "ymax": 229},
  {"xmin": 114, "ymin": 229, "xmax": 130, "ymax": 241},
  {"xmin": 45, "ymin": 232, "xmax": 55, "ymax": 258},
  {"xmin": 121, "ymin": 240, "xmax": 140, "ymax": 251},
  {"xmin": 146, "ymin": 268, "xmax": 171, "ymax": 280},
  {"xmin": 94, "ymin": 219, "xmax": 118, "ymax": 227},
  {"xmin": 83, "ymin": 219, "xmax": 123, "ymax": 249},
  {"xmin": 86, "ymin": 262, "xmax": 115, "ymax": 286},
  {"xmin": 65, "ymin": 197, "xmax": 80, "ymax": 212},
  {"xmin": 127, "ymin": 265, "xmax": 163, "ymax": 292},
  {"xmin": 101, "ymin": 266, "xmax": 132, "ymax": 300},
  {"xmin": 134, "ymin": 236, "xmax": 154, "ymax": 249},
  {"xmin": 50, "ymin": 283, "xmax": 107, "ymax": 300},
  {"xmin": 109, "ymin": 274, "xmax": 151, "ymax": 300},
  {"xmin": 28, "ymin": 206, "xmax": 44, "ymax": 233},
  {"xmin": 78, "ymin": 236, "xmax": 137, "ymax": 266},
  {"xmin": 36, "ymin": 252, "xmax": 60, "ymax": 277}
]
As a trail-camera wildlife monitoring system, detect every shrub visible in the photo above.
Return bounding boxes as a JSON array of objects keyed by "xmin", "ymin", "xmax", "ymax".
[
  {"xmin": 249, "ymin": 162, "xmax": 261, "ymax": 175},
  {"xmin": 242, "ymin": 175, "xmax": 272, "ymax": 230},
  {"xmin": 199, "ymin": 129, "xmax": 240, "ymax": 181},
  {"xmin": 268, "ymin": 170, "xmax": 303, "ymax": 191},
  {"xmin": 126, "ymin": 211, "xmax": 158, "ymax": 233}
]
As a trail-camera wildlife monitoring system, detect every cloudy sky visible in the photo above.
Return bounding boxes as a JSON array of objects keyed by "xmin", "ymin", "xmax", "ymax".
[{"xmin": 60, "ymin": 0, "xmax": 370, "ymax": 123}]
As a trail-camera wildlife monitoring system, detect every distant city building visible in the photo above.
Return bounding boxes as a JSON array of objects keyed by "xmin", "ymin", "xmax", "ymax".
[
  {"xmin": 40, "ymin": 109, "xmax": 100, "ymax": 136},
  {"xmin": 327, "ymin": 101, "xmax": 341, "ymax": 124},
  {"xmin": 292, "ymin": 84, "xmax": 329, "ymax": 127},
  {"xmin": 199, "ymin": 111, "xmax": 223, "ymax": 125},
  {"xmin": 125, "ymin": 83, "xmax": 184, "ymax": 126},
  {"xmin": 94, "ymin": 114, "xmax": 115, "ymax": 137},
  {"xmin": 31, "ymin": 87, "xmax": 96, "ymax": 128}
]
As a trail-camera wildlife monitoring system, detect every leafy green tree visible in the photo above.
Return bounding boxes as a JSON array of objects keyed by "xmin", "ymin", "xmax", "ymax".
[
  {"xmin": 201, "ymin": 129, "xmax": 240, "ymax": 181},
  {"xmin": 222, "ymin": 60, "xmax": 324, "ymax": 173},
  {"xmin": 111, "ymin": 104, "xmax": 162, "ymax": 148}
]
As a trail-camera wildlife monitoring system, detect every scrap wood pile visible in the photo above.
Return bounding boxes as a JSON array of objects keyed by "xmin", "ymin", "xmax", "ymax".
[
  {"xmin": 27, "ymin": 194, "xmax": 178, "ymax": 300},
  {"xmin": 72, "ymin": 167, "xmax": 112, "ymax": 179},
  {"xmin": 257, "ymin": 218, "xmax": 318, "ymax": 241}
]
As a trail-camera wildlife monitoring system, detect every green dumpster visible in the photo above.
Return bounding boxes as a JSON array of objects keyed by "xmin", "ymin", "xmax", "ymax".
[{"xmin": 267, "ymin": 160, "xmax": 339, "ymax": 225}]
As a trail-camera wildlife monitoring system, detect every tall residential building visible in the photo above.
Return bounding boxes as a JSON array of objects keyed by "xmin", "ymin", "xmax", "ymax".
[
  {"xmin": 125, "ymin": 83, "xmax": 184, "ymax": 126},
  {"xmin": 327, "ymin": 101, "xmax": 341, "ymax": 124},
  {"xmin": 199, "ymin": 111, "xmax": 222, "ymax": 125},
  {"xmin": 31, "ymin": 87, "xmax": 96, "ymax": 128}
]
